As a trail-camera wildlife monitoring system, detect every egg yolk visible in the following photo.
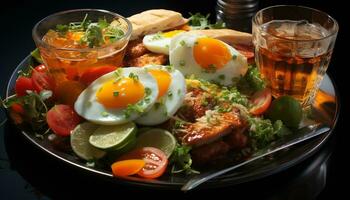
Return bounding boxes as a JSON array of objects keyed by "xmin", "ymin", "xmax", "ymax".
[
  {"xmin": 193, "ymin": 38, "xmax": 231, "ymax": 70},
  {"xmin": 161, "ymin": 30, "xmax": 185, "ymax": 38},
  {"xmin": 96, "ymin": 78, "xmax": 145, "ymax": 108},
  {"xmin": 148, "ymin": 69, "xmax": 171, "ymax": 99}
]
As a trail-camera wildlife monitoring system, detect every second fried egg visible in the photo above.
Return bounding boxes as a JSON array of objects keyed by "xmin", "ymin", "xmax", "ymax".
[{"xmin": 169, "ymin": 33, "xmax": 248, "ymax": 86}]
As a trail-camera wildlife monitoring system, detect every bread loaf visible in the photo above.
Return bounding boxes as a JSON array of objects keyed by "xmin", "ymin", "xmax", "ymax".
[
  {"xmin": 128, "ymin": 9, "xmax": 188, "ymax": 40},
  {"xmin": 188, "ymin": 29, "xmax": 252, "ymax": 46}
]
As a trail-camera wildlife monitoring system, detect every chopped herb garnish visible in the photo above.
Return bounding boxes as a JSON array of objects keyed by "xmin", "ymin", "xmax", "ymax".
[
  {"xmin": 165, "ymin": 65, "xmax": 174, "ymax": 72},
  {"xmin": 179, "ymin": 60, "xmax": 186, "ymax": 67},
  {"xmin": 232, "ymin": 54, "xmax": 237, "ymax": 60},
  {"xmin": 98, "ymin": 18, "xmax": 109, "ymax": 29},
  {"xmin": 128, "ymin": 72, "xmax": 139, "ymax": 81},
  {"xmin": 80, "ymin": 24, "xmax": 104, "ymax": 48},
  {"xmin": 145, "ymin": 87, "xmax": 152, "ymax": 96},
  {"xmin": 201, "ymin": 98, "xmax": 209, "ymax": 106},
  {"xmin": 101, "ymin": 111, "xmax": 109, "ymax": 117},
  {"xmin": 113, "ymin": 91, "xmax": 119, "ymax": 96},
  {"xmin": 54, "ymin": 14, "xmax": 125, "ymax": 48},
  {"xmin": 151, "ymin": 32, "xmax": 163, "ymax": 41},
  {"xmin": 218, "ymin": 74, "xmax": 225, "ymax": 80},
  {"xmin": 124, "ymin": 104, "xmax": 144, "ymax": 118},
  {"xmin": 237, "ymin": 64, "xmax": 266, "ymax": 94},
  {"xmin": 167, "ymin": 91, "xmax": 173, "ymax": 99},
  {"xmin": 56, "ymin": 24, "xmax": 69, "ymax": 33},
  {"xmin": 180, "ymin": 40, "xmax": 186, "ymax": 46},
  {"xmin": 203, "ymin": 64, "xmax": 217, "ymax": 73},
  {"xmin": 104, "ymin": 25, "xmax": 125, "ymax": 42},
  {"xmin": 154, "ymin": 102, "xmax": 162, "ymax": 110},
  {"xmin": 177, "ymin": 89, "xmax": 182, "ymax": 95},
  {"xmin": 170, "ymin": 144, "xmax": 199, "ymax": 175}
]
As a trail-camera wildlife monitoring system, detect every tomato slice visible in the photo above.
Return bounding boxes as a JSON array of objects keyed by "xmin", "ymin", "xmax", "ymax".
[
  {"xmin": 80, "ymin": 65, "xmax": 117, "ymax": 85},
  {"xmin": 34, "ymin": 64, "xmax": 48, "ymax": 73},
  {"xmin": 111, "ymin": 159, "xmax": 146, "ymax": 177},
  {"xmin": 15, "ymin": 77, "xmax": 34, "ymax": 96},
  {"xmin": 31, "ymin": 69, "xmax": 56, "ymax": 93},
  {"xmin": 46, "ymin": 105, "xmax": 81, "ymax": 136},
  {"xmin": 249, "ymin": 88, "xmax": 272, "ymax": 115},
  {"xmin": 118, "ymin": 147, "xmax": 168, "ymax": 179}
]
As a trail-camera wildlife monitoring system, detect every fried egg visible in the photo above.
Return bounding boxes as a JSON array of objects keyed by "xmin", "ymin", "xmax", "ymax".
[
  {"xmin": 169, "ymin": 33, "xmax": 248, "ymax": 86},
  {"xmin": 143, "ymin": 30, "xmax": 185, "ymax": 55},
  {"xmin": 135, "ymin": 65, "xmax": 186, "ymax": 125},
  {"xmin": 74, "ymin": 67, "xmax": 158, "ymax": 125}
]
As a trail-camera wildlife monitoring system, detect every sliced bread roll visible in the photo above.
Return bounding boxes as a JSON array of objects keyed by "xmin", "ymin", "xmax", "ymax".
[
  {"xmin": 188, "ymin": 29, "xmax": 252, "ymax": 46},
  {"xmin": 128, "ymin": 9, "xmax": 188, "ymax": 40}
]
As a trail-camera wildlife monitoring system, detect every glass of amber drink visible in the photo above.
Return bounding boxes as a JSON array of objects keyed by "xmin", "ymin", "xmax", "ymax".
[
  {"xmin": 252, "ymin": 5, "xmax": 338, "ymax": 107},
  {"xmin": 32, "ymin": 9, "xmax": 132, "ymax": 91}
]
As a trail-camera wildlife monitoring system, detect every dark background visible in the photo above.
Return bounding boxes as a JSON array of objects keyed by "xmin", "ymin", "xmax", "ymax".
[{"xmin": 0, "ymin": 0, "xmax": 348, "ymax": 199}]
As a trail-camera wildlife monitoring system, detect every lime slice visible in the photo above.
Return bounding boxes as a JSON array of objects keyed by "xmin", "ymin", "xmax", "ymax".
[
  {"xmin": 105, "ymin": 137, "xmax": 137, "ymax": 164},
  {"xmin": 89, "ymin": 122, "xmax": 137, "ymax": 151},
  {"xmin": 135, "ymin": 128, "xmax": 176, "ymax": 158},
  {"xmin": 266, "ymin": 96, "xmax": 303, "ymax": 128},
  {"xmin": 70, "ymin": 122, "xmax": 106, "ymax": 160}
]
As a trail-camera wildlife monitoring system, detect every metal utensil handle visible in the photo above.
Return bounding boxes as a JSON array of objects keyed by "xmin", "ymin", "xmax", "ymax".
[{"xmin": 181, "ymin": 126, "xmax": 330, "ymax": 191}]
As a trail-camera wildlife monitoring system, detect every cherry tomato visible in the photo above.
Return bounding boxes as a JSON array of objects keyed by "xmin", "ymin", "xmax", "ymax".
[
  {"xmin": 11, "ymin": 103, "xmax": 25, "ymax": 115},
  {"xmin": 80, "ymin": 65, "xmax": 117, "ymax": 85},
  {"xmin": 249, "ymin": 88, "xmax": 272, "ymax": 115},
  {"xmin": 118, "ymin": 147, "xmax": 168, "ymax": 179},
  {"xmin": 15, "ymin": 77, "xmax": 34, "ymax": 96},
  {"xmin": 46, "ymin": 105, "xmax": 81, "ymax": 137},
  {"xmin": 34, "ymin": 64, "xmax": 48, "ymax": 73},
  {"xmin": 56, "ymin": 81, "xmax": 85, "ymax": 106},
  {"xmin": 31, "ymin": 69, "xmax": 55, "ymax": 93}
]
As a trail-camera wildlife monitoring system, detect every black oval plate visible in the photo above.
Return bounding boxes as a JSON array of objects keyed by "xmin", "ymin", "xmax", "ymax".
[{"xmin": 6, "ymin": 55, "xmax": 340, "ymax": 189}]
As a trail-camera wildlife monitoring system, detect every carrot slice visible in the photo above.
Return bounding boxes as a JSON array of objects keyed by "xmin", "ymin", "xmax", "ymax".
[{"xmin": 111, "ymin": 159, "xmax": 146, "ymax": 177}]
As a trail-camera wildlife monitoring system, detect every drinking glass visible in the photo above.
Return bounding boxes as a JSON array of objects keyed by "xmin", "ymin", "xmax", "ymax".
[
  {"xmin": 252, "ymin": 5, "xmax": 338, "ymax": 107},
  {"xmin": 32, "ymin": 9, "xmax": 132, "ymax": 88}
]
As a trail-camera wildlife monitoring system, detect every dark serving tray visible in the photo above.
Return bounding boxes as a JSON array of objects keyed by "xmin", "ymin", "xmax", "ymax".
[{"xmin": 5, "ymin": 54, "xmax": 340, "ymax": 190}]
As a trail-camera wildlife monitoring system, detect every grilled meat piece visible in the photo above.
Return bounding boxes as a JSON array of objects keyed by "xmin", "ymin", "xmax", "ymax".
[
  {"xmin": 191, "ymin": 140, "xmax": 230, "ymax": 165},
  {"xmin": 177, "ymin": 88, "xmax": 215, "ymax": 122},
  {"xmin": 191, "ymin": 127, "xmax": 248, "ymax": 165},
  {"xmin": 125, "ymin": 53, "xmax": 168, "ymax": 67},
  {"xmin": 224, "ymin": 126, "xmax": 248, "ymax": 150},
  {"xmin": 178, "ymin": 109, "xmax": 244, "ymax": 147},
  {"xmin": 125, "ymin": 39, "xmax": 149, "ymax": 59}
]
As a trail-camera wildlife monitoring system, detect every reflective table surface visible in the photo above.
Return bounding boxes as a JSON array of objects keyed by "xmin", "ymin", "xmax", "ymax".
[{"xmin": 0, "ymin": 0, "xmax": 346, "ymax": 199}]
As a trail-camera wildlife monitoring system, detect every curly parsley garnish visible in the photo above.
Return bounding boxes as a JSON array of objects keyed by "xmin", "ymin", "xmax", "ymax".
[
  {"xmin": 55, "ymin": 14, "xmax": 125, "ymax": 48},
  {"xmin": 188, "ymin": 13, "xmax": 226, "ymax": 30}
]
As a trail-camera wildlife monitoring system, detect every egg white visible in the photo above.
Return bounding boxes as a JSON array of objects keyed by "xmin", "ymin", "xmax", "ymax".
[
  {"xmin": 143, "ymin": 33, "xmax": 171, "ymax": 55},
  {"xmin": 169, "ymin": 33, "xmax": 248, "ymax": 86},
  {"xmin": 135, "ymin": 65, "xmax": 186, "ymax": 125},
  {"xmin": 74, "ymin": 67, "xmax": 159, "ymax": 125}
]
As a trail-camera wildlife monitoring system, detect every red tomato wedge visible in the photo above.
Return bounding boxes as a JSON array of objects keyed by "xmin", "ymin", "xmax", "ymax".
[
  {"xmin": 249, "ymin": 88, "xmax": 272, "ymax": 115},
  {"xmin": 118, "ymin": 147, "xmax": 168, "ymax": 179},
  {"xmin": 15, "ymin": 77, "xmax": 34, "ymax": 96},
  {"xmin": 46, "ymin": 105, "xmax": 81, "ymax": 136},
  {"xmin": 80, "ymin": 65, "xmax": 117, "ymax": 85},
  {"xmin": 31, "ymin": 69, "xmax": 55, "ymax": 93}
]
